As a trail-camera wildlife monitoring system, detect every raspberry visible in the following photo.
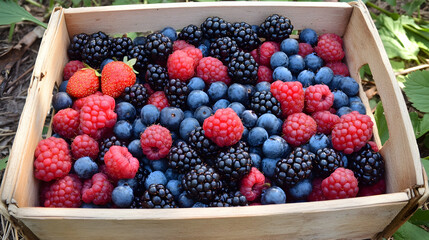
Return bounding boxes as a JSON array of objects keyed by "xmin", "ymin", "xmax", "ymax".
[
  {"xmin": 143, "ymin": 83, "xmax": 155, "ymax": 95},
  {"xmin": 298, "ymin": 43, "xmax": 313, "ymax": 57},
  {"xmin": 140, "ymin": 125, "xmax": 173, "ymax": 160},
  {"xmin": 147, "ymin": 91, "xmax": 169, "ymax": 110},
  {"xmin": 203, "ymin": 108, "xmax": 244, "ymax": 147},
  {"xmin": 368, "ymin": 141, "xmax": 379, "ymax": 152},
  {"xmin": 322, "ymin": 167, "xmax": 359, "ymax": 199},
  {"xmin": 196, "ymin": 57, "xmax": 231, "ymax": 85},
  {"xmin": 311, "ymin": 110, "xmax": 340, "ymax": 134},
  {"xmin": 257, "ymin": 65, "xmax": 273, "ymax": 83},
  {"xmin": 82, "ymin": 173, "xmax": 114, "ymax": 205},
  {"xmin": 240, "ymin": 167, "xmax": 266, "ymax": 202},
  {"xmin": 304, "ymin": 84, "xmax": 334, "ymax": 113},
  {"xmin": 79, "ymin": 94, "xmax": 117, "ymax": 140},
  {"xmin": 258, "ymin": 41, "xmax": 280, "ymax": 66},
  {"xmin": 319, "ymin": 33, "xmax": 343, "ymax": 46},
  {"xmin": 331, "ymin": 111, "xmax": 374, "ymax": 154},
  {"xmin": 104, "ymin": 146, "xmax": 139, "ymax": 179},
  {"xmin": 307, "ymin": 178, "xmax": 326, "ymax": 201},
  {"xmin": 181, "ymin": 47, "xmax": 203, "ymax": 68},
  {"xmin": 270, "ymin": 80, "xmax": 304, "ymax": 116},
  {"xmin": 358, "ymin": 179, "xmax": 386, "ymax": 197},
  {"xmin": 167, "ymin": 50, "xmax": 195, "ymax": 81},
  {"xmin": 63, "ymin": 60, "xmax": 85, "ymax": 80},
  {"xmin": 72, "ymin": 91, "xmax": 103, "ymax": 112},
  {"xmin": 34, "ymin": 137, "xmax": 72, "ymax": 182},
  {"xmin": 52, "ymin": 108, "xmax": 80, "ymax": 139},
  {"xmin": 315, "ymin": 36, "xmax": 344, "ymax": 62},
  {"xmin": 71, "ymin": 134, "xmax": 99, "ymax": 160},
  {"xmin": 282, "ymin": 113, "xmax": 317, "ymax": 147},
  {"xmin": 173, "ymin": 40, "xmax": 194, "ymax": 51},
  {"xmin": 250, "ymin": 49, "xmax": 260, "ymax": 64},
  {"xmin": 326, "ymin": 61, "xmax": 349, "ymax": 76},
  {"xmin": 67, "ymin": 68, "xmax": 100, "ymax": 98},
  {"xmin": 44, "ymin": 175, "xmax": 82, "ymax": 208}
]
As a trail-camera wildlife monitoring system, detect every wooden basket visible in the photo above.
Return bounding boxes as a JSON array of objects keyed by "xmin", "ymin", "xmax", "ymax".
[{"xmin": 1, "ymin": 1, "xmax": 428, "ymax": 239}]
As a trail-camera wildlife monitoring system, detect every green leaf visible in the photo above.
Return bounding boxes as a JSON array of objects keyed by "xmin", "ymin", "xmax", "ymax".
[
  {"xmin": 409, "ymin": 112, "xmax": 429, "ymax": 139},
  {"xmin": 422, "ymin": 158, "xmax": 429, "ymax": 174},
  {"xmin": 83, "ymin": 0, "xmax": 92, "ymax": 7},
  {"xmin": 0, "ymin": 156, "xmax": 8, "ymax": 171},
  {"xmin": 403, "ymin": 70, "xmax": 429, "ymax": 113},
  {"xmin": 0, "ymin": 0, "xmax": 47, "ymax": 28},
  {"xmin": 386, "ymin": 0, "xmax": 396, "ymax": 7},
  {"xmin": 374, "ymin": 102, "xmax": 389, "ymax": 145},
  {"xmin": 393, "ymin": 221, "xmax": 429, "ymax": 240},
  {"xmin": 409, "ymin": 208, "xmax": 429, "ymax": 226},
  {"xmin": 402, "ymin": 0, "xmax": 425, "ymax": 15},
  {"xmin": 113, "ymin": 0, "xmax": 141, "ymax": 5},
  {"xmin": 390, "ymin": 60, "xmax": 405, "ymax": 72},
  {"xmin": 72, "ymin": 0, "xmax": 82, "ymax": 7}
]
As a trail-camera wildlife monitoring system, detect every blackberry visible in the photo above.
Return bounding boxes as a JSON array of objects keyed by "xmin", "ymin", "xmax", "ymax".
[
  {"xmin": 82, "ymin": 31, "xmax": 112, "ymax": 68},
  {"xmin": 209, "ymin": 37, "xmax": 238, "ymax": 64},
  {"xmin": 122, "ymin": 83, "xmax": 149, "ymax": 108},
  {"xmin": 144, "ymin": 33, "xmax": 173, "ymax": 64},
  {"xmin": 275, "ymin": 147, "xmax": 314, "ymax": 188},
  {"xmin": 201, "ymin": 16, "xmax": 233, "ymax": 40},
  {"xmin": 168, "ymin": 141, "xmax": 202, "ymax": 174},
  {"xmin": 182, "ymin": 164, "xmax": 222, "ymax": 203},
  {"xmin": 178, "ymin": 24, "xmax": 203, "ymax": 46},
  {"xmin": 232, "ymin": 140, "xmax": 249, "ymax": 153},
  {"xmin": 146, "ymin": 64, "xmax": 169, "ymax": 91},
  {"xmin": 142, "ymin": 184, "xmax": 177, "ymax": 208},
  {"xmin": 110, "ymin": 36, "xmax": 133, "ymax": 61},
  {"xmin": 314, "ymin": 148, "xmax": 343, "ymax": 178},
  {"xmin": 130, "ymin": 196, "xmax": 143, "ymax": 209},
  {"xmin": 216, "ymin": 145, "xmax": 252, "ymax": 181},
  {"xmin": 67, "ymin": 33, "xmax": 89, "ymax": 61},
  {"xmin": 133, "ymin": 162, "xmax": 150, "ymax": 197},
  {"xmin": 209, "ymin": 190, "xmax": 248, "ymax": 207},
  {"xmin": 231, "ymin": 22, "xmax": 260, "ymax": 51},
  {"xmin": 188, "ymin": 127, "xmax": 220, "ymax": 158},
  {"xmin": 98, "ymin": 136, "xmax": 127, "ymax": 163},
  {"xmin": 350, "ymin": 144, "xmax": 385, "ymax": 186},
  {"xmin": 127, "ymin": 45, "xmax": 150, "ymax": 75},
  {"xmin": 258, "ymin": 14, "xmax": 294, "ymax": 41},
  {"xmin": 228, "ymin": 51, "xmax": 258, "ymax": 85},
  {"xmin": 164, "ymin": 79, "xmax": 189, "ymax": 109},
  {"xmin": 250, "ymin": 91, "xmax": 282, "ymax": 117}
]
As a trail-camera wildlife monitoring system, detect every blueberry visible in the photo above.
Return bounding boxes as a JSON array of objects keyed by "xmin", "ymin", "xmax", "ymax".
[
  {"xmin": 194, "ymin": 106, "xmax": 213, "ymax": 125},
  {"xmin": 141, "ymin": 157, "xmax": 151, "ymax": 166},
  {"xmin": 249, "ymin": 146, "xmax": 263, "ymax": 156},
  {"xmin": 314, "ymin": 67, "xmax": 334, "ymax": 85},
  {"xmin": 128, "ymin": 139, "xmax": 143, "ymax": 158},
  {"xmin": 187, "ymin": 77, "xmax": 206, "ymax": 91},
  {"xmin": 255, "ymin": 81, "xmax": 271, "ymax": 92},
  {"xmin": 304, "ymin": 53, "xmax": 323, "ymax": 72},
  {"xmin": 140, "ymin": 104, "xmax": 160, "ymax": 125},
  {"xmin": 132, "ymin": 118, "xmax": 146, "ymax": 139},
  {"xmin": 52, "ymin": 92, "xmax": 72, "ymax": 111},
  {"xmin": 184, "ymin": 110, "xmax": 194, "ymax": 119},
  {"xmin": 339, "ymin": 77, "xmax": 359, "ymax": 96},
  {"xmin": 244, "ymin": 84, "xmax": 255, "ymax": 96},
  {"xmin": 349, "ymin": 96, "xmax": 363, "ymax": 104},
  {"xmin": 160, "ymin": 26, "xmax": 177, "ymax": 41},
  {"xmin": 228, "ymin": 102, "xmax": 246, "ymax": 116},
  {"xmin": 261, "ymin": 186, "xmax": 286, "ymax": 204},
  {"xmin": 288, "ymin": 179, "xmax": 312, "ymax": 201},
  {"xmin": 73, "ymin": 157, "xmax": 98, "ymax": 179},
  {"xmin": 241, "ymin": 127, "xmax": 249, "ymax": 141},
  {"xmin": 178, "ymin": 192, "xmax": 195, "ymax": 208},
  {"xmin": 340, "ymin": 152, "xmax": 349, "ymax": 168},
  {"xmin": 179, "ymin": 117, "xmax": 200, "ymax": 140},
  {"xmin": 350, "ymin": 101, "xmax": 366, "ymax": 114},
  {"xmin": 133, "ymin": 36, "xmax": 147, "ymax": 46},
  {"xmin": 160, "ymin": 107, "xmax": 184, "ymax": 131},
  {"xmin": 114, "ymin": 120, "xmax": 133, "ymax": 140},
  {"xmin": 166, "ymin": 180, "xmax": 182, "ymax": 199},
  {"xmin": 308, "ymin": 133, "xmax": 330, "ymax": 153},
  {"xmin": 241, "ymin": 110, "xmax": 258, "ymax": 128},
  {"xmin": 272, "ymin": 66, "xmax": 293, "ymax": 82},
  {"xmin": 270, "ymin": 51, "xmax": 289, "ymax": 69},
  {"xmin": 198, "ymin": 44, "xmax": 209, "ymax": 57},
  {"xmin": 112, "ymin": 185, "xmax": 134, "ymax": 208},
  {"xmin": 227, "ymin": 83, "xmax": 248, "ymax": 104},
  {"xmin": 297, "ymin": 70, "xmax": 315, "ymax": 87},
  {"xmin": 145, "ymin": 171, "xmax": 167, "ymax": 189},
  {"xmin": 336, "ymin": 106, "xmax": 353, "ymax": 117},
  {"xmin": 187, "ymin": 90, "xmax": 209, "ymax": 110},
  {"xmin": 261, "ymin": 158, "xmax": 279, "ymax": 178},
  {"xmin": 150, "ymin": 158, "xmax": 169, "ymax": 172},
  {"xmin": 256, "ymin": 113, "xmax": 282, "ymax": 135},
  {"xmin": 59, "ymin": 80, "xmax": 68, "ymax": 92},
  {"xmin": 280, "ymin": 38, "xmax": 299, "ymax": 56},
  {"xmin": 250, "ymin": 153, "xmax": 262, "ymax": 170},
  {"xmin": 333, "ymin": 90, "xmax": 349, "ymax": 109},
  {"xmin": 248, "ymin": 127, "xmax": 269, "ymax": 147},
  {"xmin": 165, "ymin": 168, "xmax": 180, "ymax": 181},
  {"xmin": 116, "ymin": 102, "xmax": 137, "ymax": 122},
  {"xmin": 262, "ymin": 135, "xmax": 291, "ymax": 159},
  {"xmin": 288, "ymin": 55, "xmax": 305, "ymax": 74},
  {"xmin": 329, "ymin": 75, "xmax": 344, "ymax": 91},
  {"xmin": 100, "ymin": 58, "xmax": 114, "ymax": 72},
  {"xmin": 117, "ymin": 178, "xmax": 138, "ymax": 191},
  {"xmin": 212, "ymin": 99, "xmax": 230, "ymax": 112},
  {"xmin": 208, "ymin": 81, "xmax": 228, "ymax": 102},
  {"xmin": 299, "ymin": 28, "xmax": 318, "ymax": 46},
  {"xmin": 192, "ymin": 202, "xmax": 208, "ymax": 208}
]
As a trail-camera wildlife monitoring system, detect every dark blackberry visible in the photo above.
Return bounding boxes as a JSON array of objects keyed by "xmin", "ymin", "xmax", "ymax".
[
  {"xmin": 228, "ymin": 51, "xmax": 258, "ymax": 85},
  {"xmin": 130, "ymin": 196, "xmax": 143, "ymax": 209},
  {"xmin": 182, "ymin": 164, "xmax": 222, "ymax": 203},
  {"xmin": 209, "ymin": 37, "xmax": 239, "ymax": 64},
  {"xmin": 133, "ymin": 162, "xmax": 150, "ymax": 197},
  {"xmin": 164, "ymin": 79, "xmax": 189, "ymax": 109},
  {"xmin": 178, "ymin": 24, "xmax": 203, "ymax": 46},
  {"xmin": 168, "ymin": 141, "xmax": 202, "ymax": 174},
  {"xmin": 146, "ymin": 64, "xmax": 169, "ymax": 91},
  {"xmin": 250, "ymin": 91, "xmax": 282, "ymax": 117},
  {"xmin": 110, "ymin": 36, "xmax": 133, "ymax": 61},
  {"xmin": 188, "ymin": 127, "xmax": 220, "ymax": 158},
  {"xmin": 82, "ymin": 31, "xmax": 112, "ymax": 68},
  {"xmin": 258, "ymin": 14, "xmax": 294, "ymax": 41},
  {"xmin": 314, "ymin": 148, "xmax": 343, "ymax": 178},
  {"xmin": 67, "ymin": 33, "xmax": 89, "ymax": 60},
  {"xmin": 127, "ymin": 45, "xmax": 150, "ymax": 75},
  {"xmin": 209, "ymin": 190, "xmax": 248, "ymax": 207},
  {"xmin": 232, "ymin": 140, "xmax": 249, "ymax": 153},
  {"xmin": 201, "ymin": 16, "xmax": 233, "ymax": 40},
  {"xmin": 144, "ymin": 33, "xmax": 173, "ymax": 64},
  {"xmin": 350, "ymin": 144, "xmax": 385, "ymax": 186},
  {"xmin": 122, "ymin": 83, "xmax": 149, "ymax": 108},
  {"xmin": 98, "ymin": 136, "xmax": 127, "ymax": 164},
  {"xmin": 275, "ymin": 147, "xmax": 314, "ymax": 188},
  {"xmin": 231, "ymin": 22, "xmax": 260, "ymax": 51},
  {"xmin": 216, "ymin": 145, "xmax": 252, "ymax": 181},
  {"xmin": 142, "ymin": 184, "xmax": 177, "ymax": 208}
]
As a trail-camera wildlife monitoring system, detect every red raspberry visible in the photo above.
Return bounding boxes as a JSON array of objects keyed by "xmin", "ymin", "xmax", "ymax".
[
  {"xmin": 182, "ymin": 47, "xmax": 203, "ymax": 68},
  {"xmin": 307, "ymin": 178, "xmax": 326, "ymax": 201},
  {"xmin": 257, "ymin": 65, "xmax": 273, "ymax": 83},
  {"xmin": 322, "ymin": 167, "xmax": 359, "ymax": 200},
  {"xmin": 298, "ymin": 43, "xmax": 313, "ymax": 57},
  {"xmin": 240, "ymin": 167, "xmax": 266, "ymax": 202},
  {"xmin": 304, "ymin": 84, "xmax": 334, "ymax": 113},
  {"xmin": 34, "ymin": 137, "xmax": 72, "ymax": 182},
  {"xmin": 140, "ymin": 125, "xmax": 173, "ymax": 160},
  {"xmin": 52, "ymin": 108, "xmax": 80, "ymax": 139},
  {"xmin": 203, "ymin": 108, "xmax": 244, "ymax": 147},
  {"xmin": 270, "ymin": 80, "xmax": 304, "ymax": 116},
  {"xmin": 167, "ymin": 50, "xmax": 195, "ymax": 81},
  {"xmin": 173, "ymin": 40, "xmax": 194, "ymax": 51},
  {"xmin": 282, "ymin": 113, "xmax": 317, "ymax": 147},
  {"xmin": 143, "ymin": 83, "xmax": 155, "ymax": 95},
  {"xmin": 63, "ymin": 60, "xmax": 85, "ymax": 80},
  {"xmin": 358, "ymin": 179, "xmax": 386, "ymax": 197},
  {"xmin": 82, "ymin": 173, "xmax": 114, "ymax": 205},
  {"xmin": 368, "ymin": 141, "xmax": 379, "ymax": 152},
  {"xmin": 311, "ymin": 110, "xmax": 340, "ymax": 134},
  {"xmin": 250, "ymin": 49, "xmax": 260, "ymax": 64},
  {"xmin": 147, "ymin": 91, "xmax": 169, "ymax": 111},
  {"xmin": 44, "ymin": 174, "xmax": 82, "ymax": 208},
  {"xmin": 72, "ymin": 91, "xmax": 103, "ymax": 112},
  {"xmin": 326, "ymin": 61, "xmax": 349, "ymax": 76},
  {"xmin": 79, "ymin": 94, "xmax": 117, "ymax": 140},
  {"xmin": 196, "ymin": 57, "xmax": 231, "ymax": 85},
  {"xmin": 319, "ymin": 33, "xmax": 343, "ymax": 46},
  {"xmin": 315, "ymin": 36, "xmax": 344, "ymax": 62},
  {"xmin": 258, "ymin": 41, "xmax": 280, "ymax": 66},
  {"xmin": 104, "ymin": 146, "xmax": 139, "ymax": 180},
  {"xmin": 71, "ymin": 134, "xmax": 99, "ymax": 160},
  {"xmin": 331, "ymin": 111, "xmax": 374, "ymax": 154}
]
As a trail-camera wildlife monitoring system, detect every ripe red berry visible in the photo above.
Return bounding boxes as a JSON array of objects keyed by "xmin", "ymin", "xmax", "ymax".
[
  {"xmin": 240, "ymin": 167, "xmax": 266, "ymax": 202},
  {"xmin": 282, "ymin": 113, "xmax": 317, "ymax": 147},
  {"xmin": 315, "ymin": 36, "xmax": 344, "ymax": 62},
  {"xmin": 63, "ymin": 60, "xmax": 85, "ymax": 80},
  {"xmin": 319, "ymin": 33, "xmax": 343, "ymax": 46},
  {"xmin": 322, "ymin": 167, "xmax": 359, "ymax": 200},
  {"xmin": 101, "ymin": 61, "xmax": 136, "ymax": 98},
  {"xmin": 147, "ymin": 91, "xmax": 170, "ymax": 111},
  {"xmin": 82, "ymin": 173, "xmax": 114, "ymax": 205},
  {"xmin": 203, "ymin": 108, "xmax": 244, "ymax": 147},
  {"xmin": 167, "ymin": 50, "xmax": 195, "ymax": 81},
  {"xmin": 312, "ymin": 110, "xmax": 340, "ymax": 135},
  {"xmin": 257, "ymin": 65, "xmax": 273, "ymax": 83},
  {"xmin": 326, "ymin": 61, "xmax": 349, "ymax": 76},
  {"xmin": 358, "ymin": 179, "xmax": 386, "ymax": 197},
  {"xmin": 66, "ymin": 68, "xmax": 100, "ymax": 98},
  {"xmin": 104, "ymin": 146, "xmax": 139, "ymax": 179},
  {"xmin": 298, "ymin": 43, "xmax": 313, "ymax": 57},
  {"xmin": 181, "ymin": 47, "xmax": 203, "ymax": 68},
  {"xmin": 44, "ymin": 174, "xmax": 82, "ymax": 208},
  {"xmin": 173, "ymin": 40, "xmax": 194, "ymax": 51},
  {"xmin": 304, "ymin": 84, "xmax": 334, "ymax": 113},
  {"xmin": 52, "ymin": 108, "xmax": 80, "ymax": 139},
  {"xmin": 196, "ymin": 57, "xmax": 231, "ymax": 85},
  {"xmin": 250, "ymin": 49, "xmax": 260, "ymax": 64},
  {"xmin": 140, "ymin": 125, "xmax": 173, "ymax": 160},
  {"xmin": 270, "ymin": 80, "xmax": 304, "ymax": 117},
  {"xmin": 258, "ymin": 41, "xmax": 280, "ymax": 66},
  {"xmin": 307, "ymin": 178, "xmax": 326, "ymax": 202},
  {"xmin": 71, "ymin": 134, "xmax": 99, "ymax": 160}
]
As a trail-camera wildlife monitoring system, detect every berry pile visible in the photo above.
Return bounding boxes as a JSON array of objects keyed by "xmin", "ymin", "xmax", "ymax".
[{"xmin": 38, "ymin": 14, "xmax": 385, "ymax": 208}]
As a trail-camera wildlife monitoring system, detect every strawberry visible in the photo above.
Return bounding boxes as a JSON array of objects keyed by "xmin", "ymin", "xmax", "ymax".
[
  {"xmin": 101, "ymin": 59, "xmax": 136, "ymax": 98},
  {"xmin": 66, "ymin": 68, "xmax": 100, "ymax": 98}
]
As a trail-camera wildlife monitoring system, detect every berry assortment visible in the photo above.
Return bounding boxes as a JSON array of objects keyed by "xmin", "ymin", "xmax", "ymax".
[{"xmin": 37, "ymin": 14, "xmax": 386, "ymax": 208}]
